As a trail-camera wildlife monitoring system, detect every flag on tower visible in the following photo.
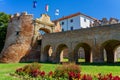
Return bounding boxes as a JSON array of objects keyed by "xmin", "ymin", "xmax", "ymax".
[
  {"xmin": 33, "ymin": 0, "xmax": 37, "ymax": 8},
  {"xmin": 55, "ymin": 9, "xmax": 59, "ymax": 16},
  {"xmin": 45, "ymin": 4, "xmax": 49, "ymax": 12}
]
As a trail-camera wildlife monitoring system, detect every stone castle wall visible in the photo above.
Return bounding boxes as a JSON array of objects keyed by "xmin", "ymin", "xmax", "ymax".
[
  {"xmin": 41, "ymin": 23, "xmax": 120, "ymax": 63},
  {"xmin": 0, "ymin": 11, "xmax": 120, "ymax": 63},
  {"xmin": 0, "ymin": 12, "xmax": 34, "ymax": 63}
]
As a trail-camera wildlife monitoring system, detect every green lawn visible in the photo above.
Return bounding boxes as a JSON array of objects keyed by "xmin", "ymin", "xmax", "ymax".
[
  {"xmin": 62, "ymin": 58, "xmax": 85, "ymax": 62},
  {"xmin": 0, "ymin": 63, "xmax": 120, "ymax": 80}
]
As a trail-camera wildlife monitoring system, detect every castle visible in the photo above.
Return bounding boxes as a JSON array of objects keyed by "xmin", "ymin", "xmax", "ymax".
[
  {"xmin": 0, "ymin": 12, "xmax": 61, "ymax": 63},
  {"xmin": 0, "ymin": 12, "xmax": 120, "ymax": 63}
]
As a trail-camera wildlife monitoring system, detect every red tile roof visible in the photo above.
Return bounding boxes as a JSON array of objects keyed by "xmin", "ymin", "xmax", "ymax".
[{"xmin": 53, "ymin": 12, "xmax": 97, "ymax": 22}]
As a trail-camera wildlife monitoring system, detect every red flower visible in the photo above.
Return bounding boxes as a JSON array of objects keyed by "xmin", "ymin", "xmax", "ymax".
[
  {"xmin": 108, "ymin": 73, "xmax": 113, "ymax": 79},
  {"xmin": 31, "ymin": 69, "xmax": 40, "ymax": 77},
  {"xmin": 40, "ymin": 71, "xmax": 45, "ymax": 77},
  {"xmin": 48, "ymin": 71, "xmax": 53, "ymax": 77},
  {"xmin": 113, "ymin": 76, "xmax": 120, "ymax": 80},
  {"xmin": 82, "ymin": 74, "xmax": 92, "ymax": 80},
  {"xmin": 75, "ymin": 73, "xmax": 81, "ymax": 79},
  {"xmin": 82, "ymin": 74, "xmax": 87, "ymax": 80},
  {"xmin": 68, "ymin": 72, "xmax": 75, "ymax": 78}
]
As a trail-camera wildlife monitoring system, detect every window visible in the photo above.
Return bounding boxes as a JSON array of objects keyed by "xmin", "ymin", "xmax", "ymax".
[
  {"xmin": 16, "ymin": 31, "xmax": 20, "ymax": 36},
  {"xmin": 62, "ymin": 28, "xmax": 64, "ymax": 32},
  {"xmin": 84, "ymin": 18, "xmax": 86, "ymax": 22},
  {"xmin": 70, "ymin": 26, "xmax": 73, "ymax": 30},
  {"xmin": 70, "ymin": 19, "xmax": 73, "ymax": 23},
  {"xmin": 86, "ymin": 26, "xmax": 89, "ymax": 28},
  {"xmin": 61, "ymin": 22, "xmax": 64, "ymax": 25},
  {"xmin": 90, "ymin": 21, "xmax": 92, "ymax": 23}
]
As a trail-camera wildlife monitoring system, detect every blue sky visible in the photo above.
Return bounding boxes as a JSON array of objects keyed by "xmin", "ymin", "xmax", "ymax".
[{"xmin": 0, "ymin": 0, "xmax": 120, "ymax": 20}]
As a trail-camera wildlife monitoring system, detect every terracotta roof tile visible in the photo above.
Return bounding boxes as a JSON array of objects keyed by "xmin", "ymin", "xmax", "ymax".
[{"xmin": 53, "ymin": 12, "xmax": 97, "ymax": 22}]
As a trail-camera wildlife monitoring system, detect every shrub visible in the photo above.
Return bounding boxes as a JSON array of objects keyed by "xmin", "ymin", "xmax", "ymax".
[
  {"xmin": 14, "ymin": 63, "xmax": 120, "ymax": 80},
  {"xmin": 23, "ymin": 62, "xmax": 41, "ymax": 74},
  {"xmin": 95, "ymin": 73, "xmax": 120, "ymax": 80},
  {"xmin": 30, "ymin": 70, "xmax": 45, "ymax": 78},
  {"xmin": 54, "ymin": 63, "xmax": 81, "ymax": 79},
  {"xmin": 15, "ymin": 62, "xmax": 41, "ymax": 76},
  {"xmin": 16, "ymin": 68, "xmax": 25, "ymax": 76}
]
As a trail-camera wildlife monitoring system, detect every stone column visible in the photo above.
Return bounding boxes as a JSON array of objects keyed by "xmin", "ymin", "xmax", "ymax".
[
  {"xmin": 40, "ymin": 47, "xmax": 46, "ymax": 62},
  {"xmin": 92, "ymin": 45, "xmax": 104, "ymax": 63},
  {"xmin": 67, "ymin": 44, "xmax": 76, "ymax": 63},
  {"xmin": 40, "ymin": 48, "xmax": 49, "ymax": 62},
  {"xmin": 51, "ymin": 50, "xmax": 58, "ymax": 63}
]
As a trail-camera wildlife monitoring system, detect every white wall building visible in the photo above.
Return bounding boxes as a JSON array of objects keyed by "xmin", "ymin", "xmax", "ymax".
[{"xmin": 54, "ymin": 12, "xmax": 97, "ymax": 31}]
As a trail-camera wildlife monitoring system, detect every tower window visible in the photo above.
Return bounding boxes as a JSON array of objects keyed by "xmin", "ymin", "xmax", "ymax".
[
  {"xmin": 70, "ymin": 19, "xmax": 73, "ymax": 23},
  {"xmin": 16, "ymin": 31, "xmax": 20, "ymax": 36}
]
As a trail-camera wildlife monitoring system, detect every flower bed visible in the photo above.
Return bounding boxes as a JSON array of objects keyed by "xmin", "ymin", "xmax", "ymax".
[{"xmin": 12, "ymin": 63, "xmax": 120, "ymax": 80}]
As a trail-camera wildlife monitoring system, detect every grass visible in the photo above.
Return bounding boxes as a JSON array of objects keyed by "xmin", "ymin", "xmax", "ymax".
[
  {"xmin": 0, "ymin": 63, "xmax": 120, "ymax": 80},
  {"xmin": 62, "ymin": 58, "xmax": 85, "ymax": 62},
  {"xmin": 78, "ymin": 58, "xmax": 85, "ymax": 62},
  {"xmin": 81, "ymin": 64, "xmax": 120, "ymax": 75}
]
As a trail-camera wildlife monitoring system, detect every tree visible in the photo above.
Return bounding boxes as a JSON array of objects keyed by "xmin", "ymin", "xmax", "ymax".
[{"xmin": 0, "ymin": 12, "xmax": 10, "ymax": 53}]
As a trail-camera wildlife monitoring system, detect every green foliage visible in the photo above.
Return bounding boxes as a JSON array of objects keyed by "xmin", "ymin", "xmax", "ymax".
[
  {"xmin": 16, "ymin": 62, "xmax": 41, "ymax": 75},
  {"xmin": 15, "ymin": 63, "xmax": 82, "ymax": 80},
  {"xmin": 14, "ymin": 63, "xmax": 120, "ymax": 80},
  {"xmin": 1, "ymin": 63, "xmax": 120, "ymax": 79},
  {"xmin": 0, "ymin": 12, "xmax": 10, "ymax": 26},
  {"xmin": 0, "ymin": 12, "xmax": 10, "ymax": 52},
  {"xmin": 54, "ymin": 63, "xmax": 81, "ymax": 79}
]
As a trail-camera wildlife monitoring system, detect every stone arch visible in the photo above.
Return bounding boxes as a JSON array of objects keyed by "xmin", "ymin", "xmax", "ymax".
[
  {"xmin": 74, "ymin": 43, "xmax": 92, "ymax": 63},
  {"xmin": 37, "ymin": 28, "xmax": 51, "ymax": 40},
  {"xmin": 101, "ymin": 40, "xmax": 120, "ymax": 63},
  {"xmin": 32, "ymin": 26, "xmax": 52, "ymax": 47},
  {"xmin": 55, "ymin": 44, "xmax": 68, "ymax": 63},
  {"xmin": 39, "ymin": 28, "xmax": 50, "ymax": 34},
  {"xmin": 43, "ymin": 45, "xmax": 53, "ymax": 62}
]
